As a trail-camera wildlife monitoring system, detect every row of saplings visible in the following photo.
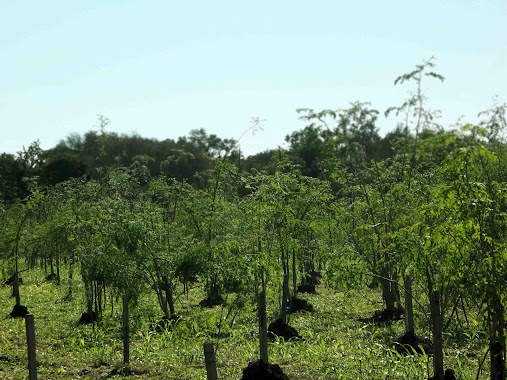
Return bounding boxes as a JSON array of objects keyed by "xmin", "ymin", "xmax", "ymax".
[{"xmin": 5, "ymin": 270, "xmax": 456, "ymax": 380}]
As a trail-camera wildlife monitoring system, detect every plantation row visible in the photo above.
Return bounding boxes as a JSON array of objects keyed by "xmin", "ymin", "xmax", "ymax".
[{"xmin": 1, "ymin": 60, "xmax": 506, "ymax": 379}]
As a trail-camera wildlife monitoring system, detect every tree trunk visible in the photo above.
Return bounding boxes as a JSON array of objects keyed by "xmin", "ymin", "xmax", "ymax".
[
  {"xmin": 280, "ymin": 272, "xmax": 289, "ymax": 324},
  {"xmin": 56, "ymin": 255, "xmax": 61, "ymax": 285},
  {"xmin": 404, "ymin": 275, "xmax": 414, "ymax": 334},
  {"xmin": 163, "ymin": 275, "xmax": 176, "ymax": 318},
  {"xmin": 380, "ymin": 272, "xmax": 396, "ymax": 312},
  {"xmin": 14, "ymin": 253, "xmax": 21, "ymax": 306},
  {"xmin": 292, "ymin": 249, "xmax": 297, "ymax": 298},
  {"xmin": 13, "ymin": 271, "xmax": 21, "ymax": 306}
]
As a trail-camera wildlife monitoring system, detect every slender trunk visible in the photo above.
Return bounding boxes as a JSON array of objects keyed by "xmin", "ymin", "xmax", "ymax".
[
  {"xmin": 392, "ymin": 271, "xmax": 403, "ymax": 310},
  {"xmin": 102, "ymin": 284, "xmax": 107, "ymax": 314},
  {"xmin": 371, "ymin": 252, "xmax": 380, "ymax": 287},
  {"xmin": 163, "ymin": 275, "xmax": 176, "ymax": 317},
  {"xmin": 93, "ymin": 282, "xmax": 99, "ymax": 318},
  {"xmin": 14, "ymin": 250, "xmax": 21, "ymax": 306},
  {"xmin": 280, "ymin": 273, "xmax": 289, "ymax": 324},
  {"xmin": 96, "ymin": 282, "xmax": 102, "ymax": 317},
  {"xmin": 87, "ymin": 297, "xmax": 93, "ymax": 316},
  {"xmin": 69, "ymin": 254, "xmax": 74, "ymax": 280},
  {"xmin": 404, "ymin": 275, "xmax": 414, "ymax": 334},
  {"xmin": 292, "ymin": 249, "xmax": 297, "ymax": 298},
  {"xmin": 65, "ymin": 254, "xmax": 73, "ymax": 299},
  {"xmin": 13, "ymin": 271, "xmax": 21, "ymax": 306},
  {"xmin": 56, "ymin": 255, "xmax": 60, "ymax": 285},
  {"xmin": 380, "ymin": 268, "xmax": 396, "ymax": 311},
  {"xmin": 157, "ymin": 278, "xmax": 169, "ymax": 319}
]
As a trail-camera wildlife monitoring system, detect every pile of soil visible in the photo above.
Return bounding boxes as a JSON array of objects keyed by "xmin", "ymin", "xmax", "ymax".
[
  {"xmin": 45, "ymin": 273, "xmax": 58, "ymax": 281},
  {"xmin": 150, "ymin": 315, "xmax": 180, "ymax": 333},
  {"xmin": 289, "ymin": 296, "xmax": 314, "ymax": 313},
  {"xmin": 306, "ymin": 271, "xmax": 322, "ymax": 286},
  {"xmin": 199, "ymin": 295, "xmax": 227, "ymax": 308},
  {"xmin": 428, "ymin": 369, "xmax": 456, "ymax": 380},
  {"xmin": 393, "ymin": 331, "xmax": 433, "ymax": 355},
  {"xmin": 241, "ymin": 360, "xmax": 289, "ymax": 380},
  {"xmin": 268, "ymin": 318, "xmax": 300, "ymax": 341},
  {"xmin": 297, "ymin": 283, "xmax": 316, "ymax": 294},
  {"xmin": 108, "ymin": 366, "xmax": 135, "ymax": 376},
  {"xmin": 359, "ymin": 308, "xmax": 404, "ymax": 323},
  {"xmin": 79, "ymin": 311, "xmax": 97, "ymax": 325},
  {"xmin": 4, "ymin": 275, "xmax": 23, "ymax": 286},
  {"xmin": 9, "ymin": 304, "xmax": 28, "ymax": 318}
]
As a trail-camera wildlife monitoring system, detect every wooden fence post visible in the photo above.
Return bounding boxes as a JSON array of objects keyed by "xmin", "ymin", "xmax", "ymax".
[
  {"xmin": 431, "ymin": 290, "xmax": 444, "ymax": 379},
  {"xmin": 203, "ymin": 342, "xmax": 218, "ymax": 380},
  {"xmin": 259, "ymin": 271, "xmax": 268, "ymax": 364},
  {"xmin": 123, "ymin": 293, "xmax": 130, "ymax": 365},
  {"xmin": 25, "ymin": 313, "xmax": 37, "ymax": 380}
]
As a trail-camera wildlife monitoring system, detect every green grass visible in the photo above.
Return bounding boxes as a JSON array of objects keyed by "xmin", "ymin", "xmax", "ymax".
[{"xmin": 0, "ymin": 269, "xmax": 489, "ymax": 379}]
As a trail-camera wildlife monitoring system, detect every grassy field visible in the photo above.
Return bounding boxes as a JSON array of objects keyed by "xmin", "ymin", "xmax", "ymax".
[{"xmin": 0, "ymin": 269, "xmax": 489, "ymax": 379}]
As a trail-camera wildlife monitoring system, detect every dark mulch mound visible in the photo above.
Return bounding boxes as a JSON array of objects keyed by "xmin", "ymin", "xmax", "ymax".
[
  {"xmin": 45, "ymin": 273, "xmax": 58, "ymax": 281},
  {"xmin": 241, "ymin": 360, "xmax": 289, "ymax": 380},
  {"xmin": 79, "ymin": 311, "xmax": 97, "ymax": 325},
  {"xmin": 429, "ymin": 369, "xmax": 456, "ymax": 380},
  {"xmin": 268, "ymin": 318, "xmax": 300, "ymax": 341},
  {"xmin": 306, "ymin": 271, "xmax": 321, "ymax": 286},
  {"xmin": 4, "ymin": 275, "xmax": 23, "ymax": 286},
  {"xmin": 108, "ymin": 366, "xmax": 135, "ymax": 376},
  {"xmin": 199, "ymin": 295, "xmax": 227, "ymax": 308},
  {"xmin": 9, "ymin": 304, "xmax": 28, "ymax": 318},
  {"xmin": 150, "ymin": 315, "xmax": 180, "ymax": 333},
  {"xmin": 297, "ymin": 283, "xmax": 317, "ymax": 294},
  {"xmin": 393, "ymin": 331, "xmax": 433, "ymax": 355},
  {"xmin": 289, "ymin": 296, "xmax": 314, "ymax": 313},
  {"xmin": 359, "ymin": 308, "xmax": 404, "ymax": 323}
]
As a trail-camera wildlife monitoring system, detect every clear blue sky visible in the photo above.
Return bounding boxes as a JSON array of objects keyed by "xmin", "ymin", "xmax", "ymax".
[{"xmin": 1, "ymin": 0, "xmax": 506, "ymax": 156}]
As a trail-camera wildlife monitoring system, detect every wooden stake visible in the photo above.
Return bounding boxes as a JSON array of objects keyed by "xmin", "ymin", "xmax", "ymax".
[
  {"xmin": 123, "ymin": 294, "xmax": 130, "ymax": 365},
  {"xmin": 25, "ymin": 313, "xmax": 37, "ymax": 380},
  {"xmin": 430, "ymin": 290, "xmax": 444, "ymax": 379},
  {"xmin": 203, "ymin": 343, "xmax": 218, "ymax": 380},
  {"xmin": 259, "ymin": 270, "xmax": 268, "ymax": 364}
]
